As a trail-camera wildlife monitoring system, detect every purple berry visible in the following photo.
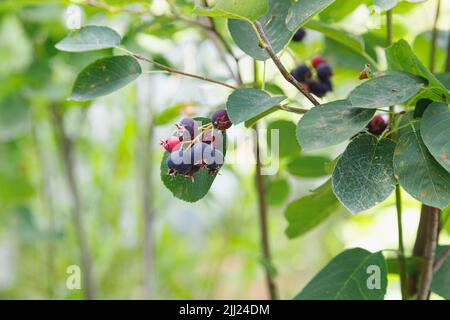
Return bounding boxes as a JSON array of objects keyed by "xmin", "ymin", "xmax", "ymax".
[
  {"xmin": 308, "ymin": 81, "xmax": 328, "ymax": 98},
  {"xmin": 167, "ymin": 149, "xmax": 193, "ymax": 176},
  {"xmin": 292, "ymin": 28, "xmax": 306, "ymax": 42},
  {"xmin": 177, "ymin": 118, "xmax": 196, "ymax": 141},
  {"xmin": 291, "ymin": 64, "xmax": 312, "ymax": 83},
  {"xmin": 211, "ymin": 109, "xmax": 232, "ymax": 131},
  {"xmin": 316, "ymin": 64, "xmax": 333, "ymax": 81},
  {"xmin": 320, "ymin": 79, "xmax": 333, "ymax": 92},
  {"xmin": 367, "ymin": 115, "xmax": 387, "ymax": 136}
]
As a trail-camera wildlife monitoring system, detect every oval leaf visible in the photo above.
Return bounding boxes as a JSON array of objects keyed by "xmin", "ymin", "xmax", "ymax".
[
  {"xmin": 228, "ymin": 0, "xmax": 292, "ymax": 61},
  {"xmin": 295, "ymin": 248, "xmax": 388, "ymax": 300},
  {"xmin": 160, "ymin": 118, "xmax": 227, "ymax": 203},
  {"xmin": 349, "ymin": 71, "xmax": 425, "ymax": 109},
  {"xmin": 55, "ymin": 26, "xmax": 121, "ymax": 52},
  {"xmin": 286, "ymin": 0, "xmax": 336, "ymax": 31},
  {"xmin": 296, "ymin": 100, "xmax": 375, "ymax": 151},
  {"xmin": 267, "ymin": 178, "xmax": 290, "ymax": 206},
  {"xmin": 332, "ymin": 134, "xmax": 396, "ymax": 214},
  {"xmin": 393, "ymin": 121, "xmax": 450, "ymax": 209},
  {"xmin": 194, "ymin": 0, "xmax": 268, "ymax": 22},
  {"xmin": 70, "ymin": 56, "xmax": 142, "ymax": 101},
  {"xmin": 285, "ymin": 180, "xmax": 341, "ymax": 239},
  {"xmin": 287, "ymin": 155, "xmax": 331, "ymax": 178},
  {"xmin": 420, "ymin": 102, "xmax": 450, "ymax": 172},
  {"xmin": 226, "ymin": 88, "xmax": 286, "ymax": 125}
]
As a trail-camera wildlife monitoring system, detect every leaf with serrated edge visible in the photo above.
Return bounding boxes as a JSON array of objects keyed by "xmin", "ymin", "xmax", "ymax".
[
  {"xmin": 226, "ymin": 88, "xmax": 286, "ymax": 125},
  {"xmin": 297, "ymin": 100, "xmax": 375, "ymax": 150},
  {"xmin": 394, "ymin": 119, "xmax": 450, "ymax": 209},
  {"xmin": 55, "ymin": 26, "xmax": 121, "ymax": 52},
  {"xmin": 70, "ymin": 56, "xmax": 142, "ymax": 101},
  {"xmin": 420, "ymin": 102, "xmax": 450, "ymax": 172},
  {"xmin": 295, "ymin": 248, "xmax": 387, "ymax": 300},
  {"xmin": 332, "ymin": 134, "xmax": 396, "ymax": 214},
  {"xmin": 349, "ymin": 71, "xmax": 425, "ymax": 109}
]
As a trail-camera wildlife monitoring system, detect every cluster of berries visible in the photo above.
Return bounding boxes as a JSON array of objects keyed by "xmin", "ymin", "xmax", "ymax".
[
  {"xmin": 291, "ymin": 56, "xmax": 333, "ymax": 98},
  {"xmin": 160, "ymin": 109, "xmax": 232, "ymax": 180}
]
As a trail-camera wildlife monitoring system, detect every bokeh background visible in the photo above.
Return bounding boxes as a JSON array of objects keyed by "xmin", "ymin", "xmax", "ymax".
[{"xmin": 0, "ymin": 0, "xmax": 449, "ymax": 299}]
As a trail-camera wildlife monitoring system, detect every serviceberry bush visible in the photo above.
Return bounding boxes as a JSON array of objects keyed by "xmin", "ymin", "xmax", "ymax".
[{"xmin": 55, "ymin": 0, "xmax": 450, "ymax": 300}]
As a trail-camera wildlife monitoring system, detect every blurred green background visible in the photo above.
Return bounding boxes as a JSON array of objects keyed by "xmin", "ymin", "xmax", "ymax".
[{"xmin": 0, "ymin": 0, "xmax": 449, "ymax": 299}]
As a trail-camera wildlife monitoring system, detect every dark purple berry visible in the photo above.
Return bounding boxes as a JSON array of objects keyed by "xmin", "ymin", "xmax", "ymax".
[
  {"xmin": 167, "ymin": 149, "xmax": 193, "ymax": 176},
  {"xmin": 177, "ymin": 117, "xmax": 196, "ymax": 141},
  {"xmin": 316, "ymin": 64, "xmax": 333, "ymax": 81},
  {"xmin": 320, "ymin": 79, "xmax": 333, "ymax": 92},
  {"xmin": 292, "ymin": 28, "xmax": 306, "ymax": 42},
  {"xmin": 291, "ymin": 64, "xmax": 312, "ymax": 83},
  {"xmin": 308, "ymin": 81, "xmax": 328, "ymax": 98},
  {"xmin": 204, "ymin": 148, "xmax": 224, "ymax": 174},
  {"xmin": 367, "ymin": 115, "xmax": 387, "ymax": 136},
  {"xmin": 211, "ymin": 109, "xmax": 232, "ymax": 131}
]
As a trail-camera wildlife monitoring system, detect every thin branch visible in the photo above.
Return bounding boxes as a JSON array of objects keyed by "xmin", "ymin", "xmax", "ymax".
[
  {"xmin": 253, "ymin": 21, "xmax": 320, "ymax": 106},
  {"xmin": 434, "ymin": 246, "xmax": 450, "ymax": 273},
  {"xmin": 394, "ymin": 187, "xmax": 408, "ymax": 299},
  {"xmin": 417, "ymin": 205, "xmax": 440, "ymax": 300},
  {"xmin": 254, "ymin": 123, "xmax": 278, "ymax": 300},
  {"xmin": 277, "ymin": 104, "xmax": 308, "ymax": 114},
  {"xmin": 132, "ymin": 53, "xmax": 237, "ymax": 90},
  {"xmin": 429, "ymin": 0, "xmax": 441, "ymax": 72}
]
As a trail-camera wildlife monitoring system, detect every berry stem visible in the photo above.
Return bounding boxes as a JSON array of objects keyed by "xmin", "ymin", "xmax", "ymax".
[{"xmin": 253, "ymin": 21, "xmax": 320, "ymax": 106}]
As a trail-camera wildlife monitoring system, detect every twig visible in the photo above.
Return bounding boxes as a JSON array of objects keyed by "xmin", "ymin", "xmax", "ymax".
[
  {"xmin": 132, "ymin": 53, "xmax": 237, "ymax": 90},
  {"xmin": 395, "ymin": 187, "xmax": 408, "ymax": 299},
  {"xmin": 433, "ymin": 246, "xmax": 450, "ymax": 273},
  {"xmin": 50, "ymin": 104, "xmax": 96, "ymax": 300},
  {"xmin": 417, "ymin": 205, "xmax": 440, "ymax": 300},
  {"xmin": 277, "ymin": 105, "xmax": 308, "ymax": 114},
  {"xmin": 430, "ymin": 0, "xmax": 441, "ymax": 72},
  {"xmin": 253, "ymin": 21, "xmax": 320, "ymax": 106},
  {"xmin": 254, "ymin": 123, "xmax": 278, "ymax": 300}
]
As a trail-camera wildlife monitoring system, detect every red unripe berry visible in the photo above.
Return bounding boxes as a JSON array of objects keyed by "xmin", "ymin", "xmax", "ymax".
[
  {"xmin": 367, "ymin": 115, "xmax": 387, "ymax": 136},
  {"xmin": 311, "ymin": 56, "xmax": 326, "ymax": 69},
  {"xmin": 160, "ymin": 136, "xmax": 181, "ymax": 152}
]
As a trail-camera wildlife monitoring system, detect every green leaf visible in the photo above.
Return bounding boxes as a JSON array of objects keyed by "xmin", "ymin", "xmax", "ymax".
[
  {"xmin": 349, "ymin": 71, "xmax": 425, "ymax": 109},
  {"xmin": 296, "ymin": 100, "xmax": 375, "ymax": 151},
  {"xmin": 228, "ymin": 0, "xmax": 292, "ymax": 61},
  {"xmin": 295, "ymin": 248, "xmax": 388, "ymax": 300},
  {"xmin": 420, "ymin": 102, "xmax": 450, "ymax": 172},
  {"xmin": 286, "ymin": 0, "xmax": 336, "ymax": 31},
  {"xmin": 267, "ymin": 178, "xmax": 290, "ymax": 206},
  {"xmin": 267, "ymin": 119, "xmax": 298, "ymax": 158},
  {"xmin": 305, "ymin": 20, "xmax": 365, "ymax": 56},
  {"xmin": 319, "ymin": 0, "xmax": 370, "ymax": 22},
  {"xmin": 160, "ymin": 118, "xmax": 227, "ymax": 203},
  {"xmin": 374, "ymin": 0, "xmax": 427, "ymax": 12},
  {"xmin": 435, "ymin": 73, "xmax": 450, "ymax": 90},
  {"xmin": 386, "ymin": 256, "xmax": 422, "ymax": 274},
  {"xmin": 287, "ymin": 155, "xmax": 331, "ymax": 178},
  {"xmin": 386, "ymin": 39, "xmax": 449, "ymax": 99},
  {"xmin": 70, "ymin": 56, "xmax": 142, "ymax": 101},
  {"xmin": 431, "ymin": 246, "xmax": 450, "ymax": 299},
  {"xmin": 332, "ymin": 134, "xmax": 396, "ymax": 214},
  {"xmin": 154, "ymin": 103, "xmax": 193, "ymax": 126},
  {"xmin": 226, "ymin": 88, "xmax": 286, "ymax": 125},
  {"xmin": 285, "ymin": 180, "xmax": 341, "ymax": 239},
  {"xmin": 193, "ymin": 0, "xmax": 269, "ymax": 22},
  {"xmin": 393, "ymin": 120, "xmax": 450, "ymax": 209},
  {"xmin": 55, "ymin": 26, "xmax": 121, "ymax": 52}
]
